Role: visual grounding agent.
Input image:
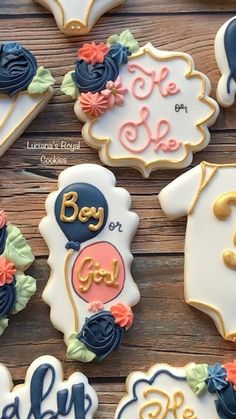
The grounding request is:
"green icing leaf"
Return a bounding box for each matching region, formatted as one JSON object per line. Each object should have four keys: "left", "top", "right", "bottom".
{"left": 186, "top": 364, "right": 209, "bottom": 396}
{"left": 0, "top": 317, "right": 9, "bottom": 336}
{"left": 3, "top": 224, "right": 35, "bottom": 271}
{"left": 28, "top": 66, "right": 55, "bottom": 94}
{"left": 61, "top": 71, "right": 79, "bottom": 99}
{"left": 14, "top": 274, "right": 36, "bottom": 313}
{"left": 107, "top": 29, "right": 140, "bottom": 53}
{"left": 67, "top": 333, "right": 96, "bottom": 362}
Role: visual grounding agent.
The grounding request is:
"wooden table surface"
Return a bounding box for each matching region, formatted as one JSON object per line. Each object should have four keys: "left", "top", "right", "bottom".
{"left": 1, "top": 1, "right": 236, "bottom": 417}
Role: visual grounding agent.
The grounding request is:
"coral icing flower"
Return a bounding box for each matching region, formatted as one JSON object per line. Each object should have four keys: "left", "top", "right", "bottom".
{"left": 0, "top": 256, "right": 16, "bottom": 286}
{"left": 0, "top": 210, "right": 7, "bottom": 229}
{"left": 110, "top": 302, "right": 134, "bottom": 329}
{"left": 224, "top": 360, "right": 236, "bottom": 390}
{"left": 101, "top": 76, "right": 128, "bottom": 107}
{"left": 78, "top": 42, "right": 109, "bottom": 65}
{"left": 79, "top": 92, "right": 110, "bottom": 118}
{"left": 88, "top": 301, "right": 104, "bottom": 313}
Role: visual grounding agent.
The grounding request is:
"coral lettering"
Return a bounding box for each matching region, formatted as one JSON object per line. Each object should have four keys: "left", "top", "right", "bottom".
{"left": 118, "top": 106, "right": 181, "bottom": 154}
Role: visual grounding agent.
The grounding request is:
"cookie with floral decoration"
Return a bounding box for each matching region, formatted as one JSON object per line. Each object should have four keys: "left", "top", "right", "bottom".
{"left": 39, "top": 163, "right": 140, "bottom": 362}
{"left": 61, "top": 30, "right": 219, "bottom": 177}
{"left": 33, "top": 0, "right": 126, "bottom": 36}
{"left": 0, "top": 42, "right": 54, "bottom": 157}
{"left": 0, "top": 210, "right": 36, "bottom": 335}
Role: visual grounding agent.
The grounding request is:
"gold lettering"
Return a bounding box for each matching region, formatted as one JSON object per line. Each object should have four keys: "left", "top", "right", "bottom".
{"left": 76, "top": 258, "right": 119, "bottom": 293}
{"left": 60, "top": 191, "right": 79, "bottom": 222}
{"left": 89, "top": 207, "right": 104, "bottom": 232}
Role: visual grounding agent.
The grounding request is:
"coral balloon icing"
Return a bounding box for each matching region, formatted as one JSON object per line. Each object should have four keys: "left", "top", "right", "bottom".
{"left": 39, "top": 164, "right": 140, "bottom": 362}
{"left": 61, "top": 30, "right": 219, "bottom": 177}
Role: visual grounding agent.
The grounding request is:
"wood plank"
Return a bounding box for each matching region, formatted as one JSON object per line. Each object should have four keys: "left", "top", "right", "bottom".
{"left": 0, "top": 14, "right": 235, "bottom": 131}
{"left": 2, "top": 0, "right": 236, "bottom": 15}
{"left": 0, "top": 132, "right": 236, "bottom": 255}
{"left": 1, "top": 255, "right": 235, "bottom": 388}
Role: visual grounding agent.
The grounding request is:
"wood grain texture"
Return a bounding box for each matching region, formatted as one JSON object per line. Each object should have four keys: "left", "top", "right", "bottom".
{"left": 1, "top": 2, "right": 236, "bottom": 418}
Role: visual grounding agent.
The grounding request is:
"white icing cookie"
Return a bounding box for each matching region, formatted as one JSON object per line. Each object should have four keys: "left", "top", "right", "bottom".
{"left": 159, "top": 161, "right": 236, "bottom": 342}
{"left": 0, "top": 42, "right": 54, "bottom": 157}
{"left": 215, "top": 16, "right": 236, "bottom": 107}
{"left": 61, "top": 30, "right": 219, "bottom": 177}
{"left": 33, "top": 0, "right": 125, "bottom": 36}
{"left": 0, "top": 355, "right": 98, "bottom": 417}
{"left": 115, "top": 363, "right": 220, "bottom": 419}
{"left": 39, "top": 163, "right": 140, "bottom": 362}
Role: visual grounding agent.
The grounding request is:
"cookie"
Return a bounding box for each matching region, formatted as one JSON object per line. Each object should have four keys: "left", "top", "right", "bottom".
{"left": 33, "top": 0, "right": 125, "bottom": 36}
{"left": 0, "top": 210, "right": 36, "bottom": 335}
{"left": 61, "top": 30, "right": 219, "bottom": 177}
{"left": 115, "top": 361, "right": 236, "bottom": 418}
{"left": 0, "top": 42, "right": 54, "bottom": 157}
{"left": 159, "top": 161, "right": 236, "bottom": 342}
{"left": 0, "top": 355, "right": 98, "bottom": 417}
{"left": 39, "top": 163, "right": 140, "bottom": 362}
{"left": 215, "top": 16, "right": 236, "bottom": 107}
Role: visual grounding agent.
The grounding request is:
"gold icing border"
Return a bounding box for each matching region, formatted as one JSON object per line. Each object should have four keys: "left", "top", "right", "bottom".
{"left": 84, "top": 45, "right": 219, "bottom": 177}
{"left": 34, "top": 0, "right": 125, "bottom": 35}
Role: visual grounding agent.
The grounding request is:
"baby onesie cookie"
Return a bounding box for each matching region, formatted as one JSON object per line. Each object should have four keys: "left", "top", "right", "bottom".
{"left": 61, "top": 30, "right": 219, "bottom": 177}
{"left": 0, "top": 355, "right": 98, "bottom": 417}
{"left": 115, "top": 361, "right": 236, "bottom": 418}
{"left": 0, "top": 42, "right": 54, "bottom": 157}
{"left": 0, "top": 210, "right": 36, "bottom": 335}
{"left": 39, "top": 163, "right": 140, "bottom": 362}
{"left": 215, "top": 16, "right": 236, "bottom": 107}
{"left": 33, "top": 0, "right": 125, "bottom": 36}
{"left": 159, "top": 161, "right": 236, "bottom": 342}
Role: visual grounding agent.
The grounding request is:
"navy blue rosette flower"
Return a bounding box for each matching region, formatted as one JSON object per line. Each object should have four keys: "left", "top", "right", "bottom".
{"left": 108, "top": 43, "right": 132, "bottom": 66}
{"left": 77, "top": 311, "right": 125, "bottom": 361}
{"left": 207, "top": 363, "right": 228, "bottom": 393}
{"left": 0, "top": 280, "right": 16, "bottom": 317}
{"left": 0, "top": 42, "right": 37, "bottom": 96}
{"left": 215, "top": 384, "right": 236, "bottom": 419}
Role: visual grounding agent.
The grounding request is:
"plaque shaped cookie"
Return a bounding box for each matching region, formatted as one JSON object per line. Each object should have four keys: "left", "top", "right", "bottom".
{"left": 0, "top": 210, "right": 36, "bottom": 335}
{"left": 0, "top": 42, "right": 54, "bottom": 157}
{"left": 0, "top": 355, "right": 98, "bottom": 417}
{"left": 61, "top": 30, "right": 219, "bottom": 177}
{"left": 159, "top": 161, "right": 236, "bottom": 342}
{"left": 215, "top": 16, "right": 236, "bottom": 107}
{"left": 115, "top": 361, "right": 236, "bottom": 418}
{"left": 33, "top": 0, "right": 126, "bottom": 36}
{"left": 39, "top": 164, "right": 140, "bottom": 362}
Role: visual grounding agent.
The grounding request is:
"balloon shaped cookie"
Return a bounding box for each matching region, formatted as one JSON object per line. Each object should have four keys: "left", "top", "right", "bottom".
{"left": 61, "top": 30, "right": 219, "bottom": 177}
{"left": 0, "top": 355, "right": 98, "bottom": 418}
{"left": 0, "top": 42, "right": 54, "bottom": 157}
{"left": 39, "top": 164, "right": 140, "bottom": 362}
{"left": 115, "top": 361, "right": 236, "bottom": 418}
{"left": 33, "top": 0, "right": 126, "bottom": 36}
{"left": 215, "top": 16, "right": 236, "bottom": 107}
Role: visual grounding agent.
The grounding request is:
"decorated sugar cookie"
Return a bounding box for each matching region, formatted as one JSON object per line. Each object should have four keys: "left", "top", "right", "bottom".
{"left": 115, "top": 361, "right": 236, "bottom": 418}
{"left": 0, "top": 355, "right": 98, "bottom": 417}
{"left": 215, "top": 16, "right": 236, "bottom": 107}
{"left": 159, "top": 161, "right": 236, "bottom": 342}
{"left": 39, "top": 164, "right": 140, "bottom": 362}
{"left": 0, "top": 210, "right": 36, "bottom": 335}
{"left": 33, "top": 0, "right": 125, "bottom": 36}
{"left": 0, "top": 42, "right": 54, "bottom": 157}
{"left": 61, "top": 30, "right": 219, "bottom": 177}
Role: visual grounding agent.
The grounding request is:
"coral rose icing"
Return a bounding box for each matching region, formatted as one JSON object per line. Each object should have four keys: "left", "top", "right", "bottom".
{"left": 39, "top": 164, "right": 140, "bottom": 362}
{"left": 61, "top": 30, "right": 219, "bottom": 177}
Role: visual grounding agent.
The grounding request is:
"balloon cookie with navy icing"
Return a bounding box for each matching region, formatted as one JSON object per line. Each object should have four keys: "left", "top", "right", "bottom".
{"left": 39, "top": 164, "right": 140, "bottom": 362}
{"left": 61, "top": 30, "right": 219, "bottom": 177}
{"left": 0, "top": 210, "right": 36, "bottom": 335}
{"left": 0, "top": 355, "right": 98, "bottom": 418}
{"left": 115, "top": 360, "right": 236, "bottom": 418}
{"left": 215, "top": 16, "right": 236, "bottom": 107}
{"left": 33, "top": 0, "right": 126, "bottom": 36}
{"left": 0, "top": 42, "right": 54, "bottom": 157}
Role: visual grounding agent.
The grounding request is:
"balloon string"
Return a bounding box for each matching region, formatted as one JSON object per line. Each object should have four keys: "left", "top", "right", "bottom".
{"left": 64, "top": 249, "right": 79, "bottom": 332}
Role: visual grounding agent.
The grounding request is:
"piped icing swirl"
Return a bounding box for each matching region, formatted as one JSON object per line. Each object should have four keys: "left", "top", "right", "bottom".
{"left": 0, "top": 280, "right": 16, "bottom": 317}
{"left": 73, "top": 56, "right": 119, "bottom": 93}
{"left": 0, "top": 43, "right": 37, "bottom": 96}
